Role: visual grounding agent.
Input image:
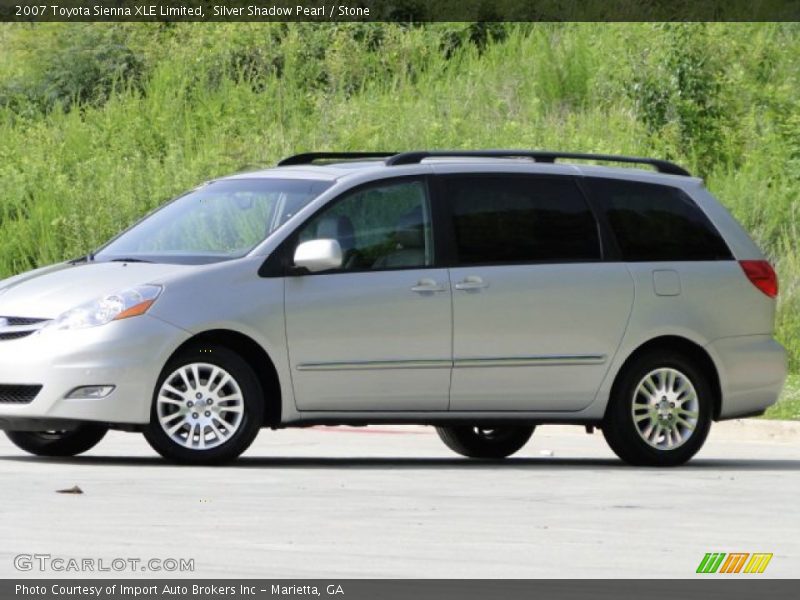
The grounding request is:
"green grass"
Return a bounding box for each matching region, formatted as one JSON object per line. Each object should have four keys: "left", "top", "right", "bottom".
{"left": 0, "top": 23, "right": 798, "bottom": 418}
{"left": 765, "top": 374, "right": 800, "bottom": 420}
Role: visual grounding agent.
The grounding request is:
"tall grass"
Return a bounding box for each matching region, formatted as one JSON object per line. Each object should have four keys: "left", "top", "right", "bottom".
{"left": 0, "top": 22, "right": 798, "bottom": 372}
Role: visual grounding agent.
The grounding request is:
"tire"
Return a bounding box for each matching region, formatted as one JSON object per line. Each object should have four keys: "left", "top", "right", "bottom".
{"left": 5, "top": 424, "right": 108, "bottom": 457}
{"left": 602, "top": 350, "right": 713, "bottom": 467}
{"left": 436, "top": 425, "right": 534, "bottom": 459}
{"left": 143, "top": 344, "right": 264, "bottom": 465}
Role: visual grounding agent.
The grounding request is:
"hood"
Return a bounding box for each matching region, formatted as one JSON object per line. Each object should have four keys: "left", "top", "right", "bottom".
{"left": 0, "top": 261, "right": 192, "bottom": 319}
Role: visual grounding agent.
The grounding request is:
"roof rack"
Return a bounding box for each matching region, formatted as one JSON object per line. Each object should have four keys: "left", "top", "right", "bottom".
{"left": 277, "top": 152, "right": 399, "bottom": 166}
{"left": 385, "top": 150, "right": 691, "bottom": 176}
{"left": 277, "top": 150, "right": 690, "bottom": 176}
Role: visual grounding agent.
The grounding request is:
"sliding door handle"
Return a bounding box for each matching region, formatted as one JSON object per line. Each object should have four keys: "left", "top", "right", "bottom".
{"left": 454, "top": 276, "right": 489, "bottom": 291}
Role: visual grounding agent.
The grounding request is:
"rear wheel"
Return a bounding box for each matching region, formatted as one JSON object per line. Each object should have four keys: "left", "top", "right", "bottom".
{"left": 436, "top": 425, "right": 534, "bottom": 459}
{"left": 602, "top": 351, "right": 712, "bottom": 466}
{"left": 5, "top": 424, "right": 108, "bottom": 457}
{"left": 143, "top": 344, "right": 264, "bottom": 464}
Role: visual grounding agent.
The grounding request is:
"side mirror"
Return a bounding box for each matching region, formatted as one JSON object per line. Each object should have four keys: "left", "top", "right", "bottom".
{"left": 293, "top": 239, "right": 343, "bottom": 273}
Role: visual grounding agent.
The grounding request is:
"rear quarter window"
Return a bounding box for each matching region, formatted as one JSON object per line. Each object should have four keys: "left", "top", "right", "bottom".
{"left": 588, "top": 178, "right": 732, "bottom": 261}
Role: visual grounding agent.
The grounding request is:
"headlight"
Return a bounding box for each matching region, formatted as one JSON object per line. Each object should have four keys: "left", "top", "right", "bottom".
{"left": 46, "top": 285, "right": 162, "bottom": 331}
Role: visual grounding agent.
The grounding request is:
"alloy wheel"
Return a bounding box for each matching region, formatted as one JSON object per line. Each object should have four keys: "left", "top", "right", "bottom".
{"left": 156, "top": 363, "right": 245, "bottom": 450}
{"left": 631, "top": 367, "right": 699, "bottom": 450}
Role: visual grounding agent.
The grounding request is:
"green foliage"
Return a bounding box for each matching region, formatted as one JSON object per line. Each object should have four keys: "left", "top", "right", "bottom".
{"left": 0, "top": 24, "right": 144, "bottom": 114}
{"left": 439, "top": 22, "right": 508, "bottom": 59}
{"left": 0, "top": 22, "right": 798, "bottom": 382}
{"left": 530, "top": 26, "right": 590, "bottom": 111}
{"left": 765, "top": 374, "right": 800, "bottom": 420}
{"left": 627, "top": 24, "right": 733, "bottom": 175}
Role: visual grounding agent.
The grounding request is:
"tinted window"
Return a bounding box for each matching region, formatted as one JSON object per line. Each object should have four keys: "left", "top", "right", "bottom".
{"left": 297, "top": 179, "right": 433, "bottom": 271}
{"left": 589, "top": 178, "right": 732, "bottom": 261}
{"left": 443, "top": 176, "right": 600, "bottom": 265}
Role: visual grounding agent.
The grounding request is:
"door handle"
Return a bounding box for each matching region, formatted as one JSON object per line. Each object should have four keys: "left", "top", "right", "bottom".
{"left": 411, "top": 278, "right": 448, "bottom": 293}
{"left": 454, "top": 276, "right": 489, "bottom": 291}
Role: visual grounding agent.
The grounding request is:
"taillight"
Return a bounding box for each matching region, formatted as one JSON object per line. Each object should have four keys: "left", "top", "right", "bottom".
{"left": 739, "top": 260, "right": 778, "bottom": 298}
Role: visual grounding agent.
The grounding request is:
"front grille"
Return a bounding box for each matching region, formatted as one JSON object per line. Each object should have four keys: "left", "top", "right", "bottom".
{"left": 3, "top": 317, "right": 46, "bottom": 326}
{"left": 0, "top": 384, "right": 42, "bottom": 404}
{"left": 0, "top": 332, "right": 33, "bottom": 341}
{"left": 0, "top": 316, "right": 49, "bottom": 341}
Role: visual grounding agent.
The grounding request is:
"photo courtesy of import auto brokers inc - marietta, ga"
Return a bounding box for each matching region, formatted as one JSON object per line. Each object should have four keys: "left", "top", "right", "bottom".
{"left": 0, "top": 150, "right": 788, "bottom": 466}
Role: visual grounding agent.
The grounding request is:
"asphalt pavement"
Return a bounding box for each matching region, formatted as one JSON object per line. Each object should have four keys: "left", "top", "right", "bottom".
{"left": 0, "top": 422, "right": 797, "bottom": 578}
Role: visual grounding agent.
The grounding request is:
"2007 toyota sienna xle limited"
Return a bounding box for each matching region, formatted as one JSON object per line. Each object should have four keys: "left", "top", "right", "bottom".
{"left": 0, "top": 150, "right": 787, "bottom": 465}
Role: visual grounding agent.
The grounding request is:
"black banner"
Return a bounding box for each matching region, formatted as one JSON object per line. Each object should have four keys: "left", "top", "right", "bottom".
{"left": 1, "top": 0, "right": 800, "bottom": 22}
{"left": 5, "top": 580, "right": 799, "bottom": 600}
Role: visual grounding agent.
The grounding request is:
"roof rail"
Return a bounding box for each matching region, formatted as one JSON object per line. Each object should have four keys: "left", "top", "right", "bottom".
{"left": 385, "top": 150, "right": 691, "bottom": 176}
{"left": 277, "top": 150, "right": 691, "bottom": 176}
{"left": 278, "top": 152, "right": 399, "bottom": 166}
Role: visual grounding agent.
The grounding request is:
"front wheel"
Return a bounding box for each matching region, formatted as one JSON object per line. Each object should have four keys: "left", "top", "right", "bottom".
{"left": 5, "top": 424, "right": 108, "bottom": 457}
{"left": 602, "top": 351, "right": 713, "bottom": 467}
{"left": 436, "top": 425, "right": 534, "bottom": 459}
{"left": 143, "top": 344, "right": 264, "bottom": 465}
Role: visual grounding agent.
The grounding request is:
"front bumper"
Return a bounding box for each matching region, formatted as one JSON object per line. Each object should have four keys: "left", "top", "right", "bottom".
{"left": 706, "top": 335, "right": 788, "bottom": 420}
{"left": 0, "top": 315, "right": 190, "bottom": 427}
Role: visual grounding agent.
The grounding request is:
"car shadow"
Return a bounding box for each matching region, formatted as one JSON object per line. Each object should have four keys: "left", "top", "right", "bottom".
{"left": 1, "top": 455, "right": 799, "bottom": 471}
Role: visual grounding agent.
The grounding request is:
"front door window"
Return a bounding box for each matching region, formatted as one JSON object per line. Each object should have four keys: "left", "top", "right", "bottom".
{"left": 297, "top": 179, "right": 433, "bottom": 271}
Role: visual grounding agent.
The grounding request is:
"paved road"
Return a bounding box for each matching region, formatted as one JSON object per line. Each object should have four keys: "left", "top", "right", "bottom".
{"left": 0, "top": 423, "right": 797, "bottom": 578}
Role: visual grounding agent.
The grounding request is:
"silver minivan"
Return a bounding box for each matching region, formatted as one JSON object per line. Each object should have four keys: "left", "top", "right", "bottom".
{"left": 0, "top": 151, "right": 787, "bottom": 465}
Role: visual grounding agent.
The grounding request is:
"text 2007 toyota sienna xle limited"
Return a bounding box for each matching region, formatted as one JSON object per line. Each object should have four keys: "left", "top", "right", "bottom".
{"left": 0, "top": 151, "right": 787, "bottom": 465}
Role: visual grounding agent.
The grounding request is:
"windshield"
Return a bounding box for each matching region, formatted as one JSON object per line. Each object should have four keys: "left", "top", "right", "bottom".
{"left": 94, "top": 178, "right": 332, "bottom": 264}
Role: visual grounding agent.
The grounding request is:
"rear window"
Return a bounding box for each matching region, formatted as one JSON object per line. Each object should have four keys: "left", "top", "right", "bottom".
{"left": 588, "top": 178, "right": 732, "bottom": 261}
{"left": 442, "top": 175, "right": 601, "bottom": 265}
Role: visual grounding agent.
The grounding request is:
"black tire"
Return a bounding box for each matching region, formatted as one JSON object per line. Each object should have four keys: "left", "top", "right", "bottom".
{"left": 143, "top": 344, "right": 264, "bottom": 465}
{"left": 436, "top": 425, "right": 534, "bottom": 459}
{"left": 602, "top": 350, "right": 713, "bottom": 467}
{"left": 5, "top": 424, "right": 108, "bottom": 457}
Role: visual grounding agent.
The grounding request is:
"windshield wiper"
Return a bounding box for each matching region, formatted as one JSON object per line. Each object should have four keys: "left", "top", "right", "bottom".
{"left": 109, "top": 257, "right": 153, "bottom": 263}
{"left": 69, "top": 252, "right": 95, "bottom": 265}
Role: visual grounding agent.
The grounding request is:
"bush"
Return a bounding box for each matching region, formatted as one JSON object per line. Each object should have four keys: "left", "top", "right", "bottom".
{"left": 0, "top": 24, "right": 143, "bottom": 113}
{"left": 627, "top": 24, "right": 734, "bottom": 175}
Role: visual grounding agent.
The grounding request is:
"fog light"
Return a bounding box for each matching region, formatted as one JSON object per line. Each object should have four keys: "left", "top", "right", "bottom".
{"left": 66, "top": 385, "right": 115, "bottom": 399}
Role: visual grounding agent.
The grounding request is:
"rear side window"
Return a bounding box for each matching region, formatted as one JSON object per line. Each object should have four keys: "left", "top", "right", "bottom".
{"left": 442, "top": 175, "right": 601, "bottom": 265}
{"left": 589, "top": 178, "right": 732, "bottom": 261}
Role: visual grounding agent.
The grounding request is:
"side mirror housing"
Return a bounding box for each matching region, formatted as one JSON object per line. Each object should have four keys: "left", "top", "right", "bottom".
{"left": 293, "top": 239, "right": 343, "bottom": 273}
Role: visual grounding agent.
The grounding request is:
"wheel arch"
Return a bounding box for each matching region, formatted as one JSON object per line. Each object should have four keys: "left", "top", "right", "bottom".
{"left": 606, "top": 335, "right": 723, "bottom": 421}
{"left": 165, "top": 329, "right": 282, "bottom": 427}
